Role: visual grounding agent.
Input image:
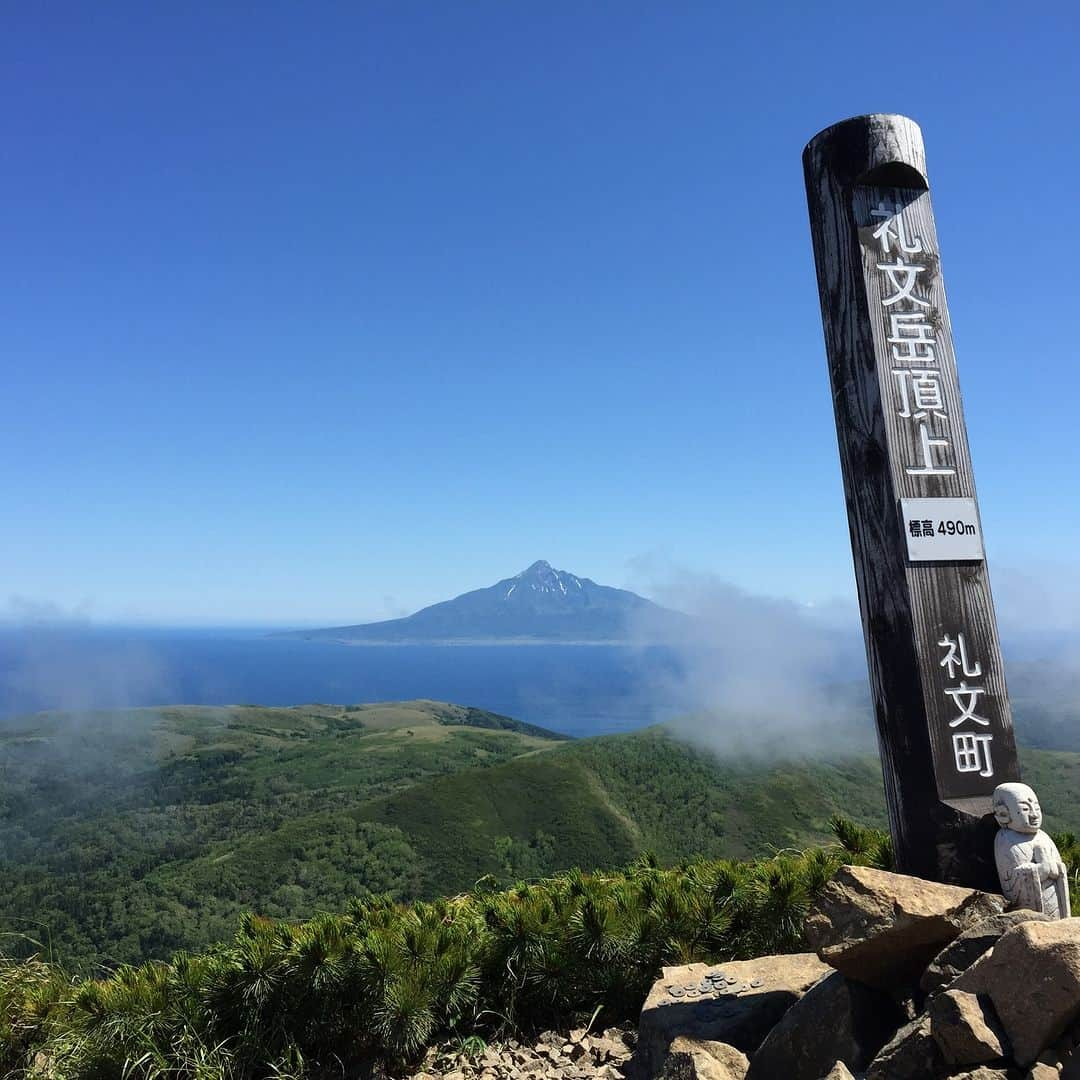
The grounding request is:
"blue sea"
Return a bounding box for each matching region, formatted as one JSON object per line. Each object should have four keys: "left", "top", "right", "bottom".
{"left": 0, "top": 627, "right": 693, "bottom": 737}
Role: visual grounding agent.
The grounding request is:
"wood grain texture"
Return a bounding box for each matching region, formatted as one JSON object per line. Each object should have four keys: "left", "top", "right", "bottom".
{"left": 803, "top": 114, "right": 1019, "bottom": 888}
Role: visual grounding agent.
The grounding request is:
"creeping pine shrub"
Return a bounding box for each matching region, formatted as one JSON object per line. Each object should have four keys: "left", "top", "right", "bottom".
{"left": 0, "top": 955, "right": 73, "bottom": 1077}
{"left": 0, "top": 821, "right": 920, "bottom": 1079}
{"left": 1054, "top": 832, "right": 1080, "bottom": 911}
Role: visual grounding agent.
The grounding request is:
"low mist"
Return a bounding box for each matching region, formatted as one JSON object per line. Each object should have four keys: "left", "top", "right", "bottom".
{"left": 627, "top": 567, "right": 874, "bottom": 761}
{"left": 0, "top": 598, "right": 173, "bottom": 721}
{"left": 627, "top": 558, "right": 1080, "bottom": 762}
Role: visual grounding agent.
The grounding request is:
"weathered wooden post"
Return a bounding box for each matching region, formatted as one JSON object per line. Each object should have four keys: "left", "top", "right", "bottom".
{"left": 803, "top": 114, "right": 1020, "bottom": 890}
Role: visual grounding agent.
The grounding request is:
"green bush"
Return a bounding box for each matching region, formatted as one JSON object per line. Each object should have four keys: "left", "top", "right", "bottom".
{"left": 10, "top": 817, "right": 1063, "bottom": 1080}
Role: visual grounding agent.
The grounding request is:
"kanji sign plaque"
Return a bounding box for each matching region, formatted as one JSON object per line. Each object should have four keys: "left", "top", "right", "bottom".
{"left": 803, "top": 114, "right": 1021, "bottom": 889}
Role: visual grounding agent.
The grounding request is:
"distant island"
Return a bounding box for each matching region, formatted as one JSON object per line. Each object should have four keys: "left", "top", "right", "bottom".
{"left": 276, "top": 559, "right": 691, "bottom": 644}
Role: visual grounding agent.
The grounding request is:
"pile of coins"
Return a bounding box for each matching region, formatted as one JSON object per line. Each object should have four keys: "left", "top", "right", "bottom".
{"left": 660, "top": 969, "right": 766, "bottom": 1002}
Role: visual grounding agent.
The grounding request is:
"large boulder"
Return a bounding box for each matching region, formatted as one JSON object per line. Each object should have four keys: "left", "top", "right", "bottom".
{"left": 865, "top": 1014, "right": 947, "bottom": 1080}
{"left": 804, "top": 865, "right": 1005, "bottom": 988}
{"left": 746, "top": 971, "right": 905, "bottom": 1080}
{"left": 954, "top": 919, "right": 1080, "bottom": 1066}
{"left": 928, "top": 988, "right": 1008, "bottom": 1066}
{"left": 658, "top": 1037, "right": 749, "bottom": 1080}
{"left": 636, "top": 955, "right": 829, "bottom": 1078}
{"left": 922, "top": 911, "right": 1052, "bottom": 995}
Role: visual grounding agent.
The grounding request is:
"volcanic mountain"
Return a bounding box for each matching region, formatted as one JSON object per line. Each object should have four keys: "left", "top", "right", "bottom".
{"left": 283, "top": 560, "right": 687, "bottom": 643}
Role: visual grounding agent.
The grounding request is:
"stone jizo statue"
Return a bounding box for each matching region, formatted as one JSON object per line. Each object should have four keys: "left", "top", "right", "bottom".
{"left": 992, "top": 782, "right": 1071, "bottom": 919}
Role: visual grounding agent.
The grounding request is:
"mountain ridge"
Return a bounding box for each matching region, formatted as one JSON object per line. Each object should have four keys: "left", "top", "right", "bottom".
{"left": 279, "top": 560, "right": 689, "bottom": 643}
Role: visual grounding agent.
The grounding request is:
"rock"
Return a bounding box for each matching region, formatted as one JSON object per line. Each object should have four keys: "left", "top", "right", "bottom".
{"left": 922, "top": 911, "right": 1053, "bottom": 994}
{"left": 29, "top": 1055, "right": 57, "bottom": 1080}
{"left": 746, "top": 971, "right": 906, "bottom": 1079}
{"left": 658, "top": 1037, "right": 749, "bottom": 1080}
{"left": 954, "top": 919, "right": 1080, "bottom": 1065}
{"left": 886, "top": 987, "right": 922, "bottom": 1025}
{"left": 408, "top": 1028, "right": 647, "bottom": 1080}
{"left": 928, "top": 988, "right": 1008, "bottom": 1065}
{"left": 591, "top": 1035, "right": 627, "bottom": 1063}
{"left": 865, "top": 1014, "right": 947, "bottom": 1080}
{"left": 819, "top": 1065, "right": 857, "bottom": 1080}
{"left": 950, "top": 1069, "right": 1019, "bottom": 1080}
{"left": 636, "top": 954, "right": 830, "bottom": 1078}
{"left": 1025, "top": 1066, "right": 1060, "bottom": 1080}
{"left": 804, "top": 865, "right": 1005, "bottom": 988}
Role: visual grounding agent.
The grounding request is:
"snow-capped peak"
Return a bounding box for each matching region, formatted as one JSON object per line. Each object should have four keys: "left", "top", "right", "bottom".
{"left": 509, "top": 560, "right": 584, "bottom": 597}
{"left": 517, "top": 560, "right": 552, "bottom": 577}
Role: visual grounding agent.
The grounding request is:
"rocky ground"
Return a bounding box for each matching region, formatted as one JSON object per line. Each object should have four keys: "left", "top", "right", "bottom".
{"left": 409, "top": 864, "right": 1080, "bottom": 1079}
{"left": 407, "top": 1025, "right": 636, "bottom": 1080}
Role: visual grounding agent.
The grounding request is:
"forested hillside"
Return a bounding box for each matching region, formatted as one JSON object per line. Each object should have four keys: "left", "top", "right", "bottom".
{"left": 0, "top": 702, "right": 561, "bottom": 968}
{"left": 1, "top": 700, "right": 1078, "bottom": 972}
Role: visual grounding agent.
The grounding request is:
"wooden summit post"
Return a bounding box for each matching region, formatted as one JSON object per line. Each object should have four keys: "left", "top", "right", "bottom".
{"left": 803, "top": 114, "right": 1020, "bottom": 890}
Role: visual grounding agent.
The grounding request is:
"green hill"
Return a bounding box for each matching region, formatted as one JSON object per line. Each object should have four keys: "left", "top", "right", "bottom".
{"left": 350, "top": 729, "right": 1079, "bottom": 896}
{"left": 0, "top": 701, "right": 563, "bottom": 968}
{"left": 1, "top": 701, "right": 1077, "bottom": 973}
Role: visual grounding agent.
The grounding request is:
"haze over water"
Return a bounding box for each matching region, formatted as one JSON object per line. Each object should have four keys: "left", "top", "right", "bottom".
{"left": 0, "top": 627, "right": 691, "bottom": 737}
{"left": 3, "top": 617, "right": 1070, "bottom": 745}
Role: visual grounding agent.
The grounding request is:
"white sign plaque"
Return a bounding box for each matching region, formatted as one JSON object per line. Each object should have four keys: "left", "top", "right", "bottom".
{"left": 900, "top": 497, "right": 984, "bottom": 562}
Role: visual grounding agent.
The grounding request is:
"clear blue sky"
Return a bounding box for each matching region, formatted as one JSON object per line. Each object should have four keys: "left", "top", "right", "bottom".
{"left": 3, "top": 2, "right": 1077, "bottom": 625}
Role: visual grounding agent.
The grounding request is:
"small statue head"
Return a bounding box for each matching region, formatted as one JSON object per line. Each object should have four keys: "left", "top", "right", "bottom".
{"left": 992, "top": 782, "right": 1043, "bottom": 834}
